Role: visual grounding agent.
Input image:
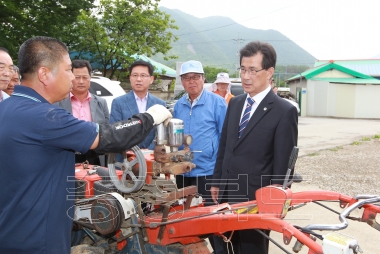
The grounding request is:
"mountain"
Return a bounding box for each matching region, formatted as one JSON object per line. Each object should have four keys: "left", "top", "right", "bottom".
{"left": 152, "top": 7, "right": 316, "bottom": 73}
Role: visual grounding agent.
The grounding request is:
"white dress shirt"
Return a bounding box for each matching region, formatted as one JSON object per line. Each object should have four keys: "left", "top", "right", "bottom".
{"left": 0, "top": 91, "right": 10, "bottom": 102}
{"left": 240, "top": 85, "right": 271, "bottom": 122}
{"left": 133, "top": 92, "right": 148, "bottom": 113}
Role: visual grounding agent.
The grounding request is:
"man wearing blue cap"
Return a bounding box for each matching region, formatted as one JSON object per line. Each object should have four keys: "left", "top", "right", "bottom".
{"left": 173, "top": 60, "right": 227, "bottom": 203}
{"left": 173, "top": 60, "right": 227, "bottom": 251}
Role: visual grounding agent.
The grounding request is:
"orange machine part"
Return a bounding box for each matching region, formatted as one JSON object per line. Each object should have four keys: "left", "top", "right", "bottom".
{"left": 74, "top": 165, "right": 123, "bottom": 198}
{"left": 255, "top": 185, "right": 292, "bottom": 218}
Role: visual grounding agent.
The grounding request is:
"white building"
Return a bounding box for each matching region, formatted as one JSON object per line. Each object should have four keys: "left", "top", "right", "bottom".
{"left": 286, "top": 60, "right": 380, "bottom": 119}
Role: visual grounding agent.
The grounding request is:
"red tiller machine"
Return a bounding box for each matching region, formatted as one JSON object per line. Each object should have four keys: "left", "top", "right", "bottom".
{"left": 72, "top": 119, "right": 380, "bottom": 254}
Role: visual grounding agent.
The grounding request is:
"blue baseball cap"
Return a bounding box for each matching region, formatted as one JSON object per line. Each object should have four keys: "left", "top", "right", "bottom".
{"left": 180, "top": 60, "right": 204, "bottom": 75}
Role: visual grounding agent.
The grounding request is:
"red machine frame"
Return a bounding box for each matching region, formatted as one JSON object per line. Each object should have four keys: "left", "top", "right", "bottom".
{"left": 134, "top": 187, "right": 380, "bottom": 254}
{"left": 73, "top": 145, "right": 380, "bottom": 254}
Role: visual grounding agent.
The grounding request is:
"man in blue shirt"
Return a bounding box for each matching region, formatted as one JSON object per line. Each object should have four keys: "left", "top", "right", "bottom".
{"left": 173, "top": 60, "right": 227, "bottom": 253}
{"left": 173, "top": 60, "right": 227, "bottom": 205}
{"left": 0, "top": 36, "right": 172, "bottom": 254}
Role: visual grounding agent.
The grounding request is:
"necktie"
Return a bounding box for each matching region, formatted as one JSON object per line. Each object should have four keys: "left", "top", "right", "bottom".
{"left": 238, "top": 97, "right": 254, "bottom": 138}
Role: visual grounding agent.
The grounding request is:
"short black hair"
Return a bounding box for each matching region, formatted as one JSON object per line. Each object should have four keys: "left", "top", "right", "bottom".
{"left": 18, "top": 36, "right": 69, "bottom": 79}
{"left": 72, "top": 59, "right": 92, "bottom": 75}
{"left": 240, "top": 41, "right": 277, "bottom": 70}
{"left": 129, "top": 60, "right": 154, "bottom": 76}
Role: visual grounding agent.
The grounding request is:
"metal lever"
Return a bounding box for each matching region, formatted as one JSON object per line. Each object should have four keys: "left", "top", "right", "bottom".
{"left": 282, "top": 146, "right": 299, "bottom": 189}
{"left": 306, "top": 196, "right": 380, "bottom": 231}
{"left": 286, "top": 173, "right": 303, "bottom": 187}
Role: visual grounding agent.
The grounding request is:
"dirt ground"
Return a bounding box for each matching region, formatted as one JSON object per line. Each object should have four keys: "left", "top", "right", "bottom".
{"left": 268, "top": 137, "right": 380, "bottom": 254}
{"left": 296, "top": 137, "right": 380, "bottom": 197}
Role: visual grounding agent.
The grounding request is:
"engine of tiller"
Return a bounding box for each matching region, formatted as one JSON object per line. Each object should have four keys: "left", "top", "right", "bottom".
{"left": 72, "top": 119, "right": 209, "bottom": 253}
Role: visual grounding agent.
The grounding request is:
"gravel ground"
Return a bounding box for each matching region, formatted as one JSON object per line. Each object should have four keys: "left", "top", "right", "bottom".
{"left": 269, "top": 137, "right": 380, "bottom": 254}
{"left": 295, "top": 137, "right": 380, "bottom": 197}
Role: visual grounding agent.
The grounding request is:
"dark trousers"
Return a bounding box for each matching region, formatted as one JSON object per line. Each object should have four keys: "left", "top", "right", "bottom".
{"left": 214, "top": 229, "right": 269, "bottom": 254}
{"left": 213, "top": 183, "right": 270, "bottom": 254}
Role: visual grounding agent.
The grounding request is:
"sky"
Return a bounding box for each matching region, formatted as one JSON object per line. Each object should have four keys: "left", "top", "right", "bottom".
{"left": 158, "top": 0, "right": 380, "bottom": 61}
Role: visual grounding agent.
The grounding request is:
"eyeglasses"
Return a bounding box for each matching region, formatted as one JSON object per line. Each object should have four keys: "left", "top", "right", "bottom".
{"left": 181, "top": 74, "right": 202, "bottom": 81}
{"left": 238, "top": 67, "right": 266, "bottom": 76}
{"left": 74, "top": 75, "right": 90, "bottom": 81}
{"left": 130, "top": 73, "right": 151, "bottom": 79}
{"left": 0, "top": 64, "right": 15, "bottom": 75}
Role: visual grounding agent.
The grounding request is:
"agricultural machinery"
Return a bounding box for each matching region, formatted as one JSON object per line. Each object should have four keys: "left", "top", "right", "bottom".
{"left": 71, "top": 119, "right": 380, "bottom": 254}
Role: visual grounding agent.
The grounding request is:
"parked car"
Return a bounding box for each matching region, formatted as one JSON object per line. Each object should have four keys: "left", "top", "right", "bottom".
{"left": 89, "top": 76, "right": 126, "bottom": 113}
{"left": 276, "top": 88, "right": 300, "bottom": 113}
{"left": 165, "top": 90, "right": 186, "bottom": 112}
{"left": 230, "top": 83, "right": 244, "bottom": 96}
{"left": 282, "top": 98, "right": 300, "bottom": 113}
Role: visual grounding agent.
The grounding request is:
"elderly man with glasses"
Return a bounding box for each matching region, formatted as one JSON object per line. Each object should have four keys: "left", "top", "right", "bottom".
{"left": 0, "top": 47, "right": 14, "bottom": 102}
{"left": 174, "top": 64, "right": 227, "bottom": 202}
{"left": 3, "top": 65, "right": 21, "bottom": 96}
{"left": 173, "top": 60, "right": 227, "bottom": 252}
{"left": 57, "top": 59, "right": 110, "bottom": 165}
{"left": 110, "top": 59, "right": 166, "bottom": 150}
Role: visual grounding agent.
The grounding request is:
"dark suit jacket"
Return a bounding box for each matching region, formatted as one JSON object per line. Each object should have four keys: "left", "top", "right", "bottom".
{"left": 56, "top": 93, "right": 110, "bottom": 162}
{"left": 57, "top": 93, "right": 110, "bottom": 124}
{"left": 212, "top": 90, "right": 298, "bottom": 203}
{"left": 109, "top": 91, "right": 165, "bottom": 149}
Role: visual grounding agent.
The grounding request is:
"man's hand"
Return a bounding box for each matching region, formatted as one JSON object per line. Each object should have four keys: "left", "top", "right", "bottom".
{"left": 146, "top": 104, "right": 172, "bottom": 126}
{"left": 210, "top": 186, "right": 219, "bottom": 204}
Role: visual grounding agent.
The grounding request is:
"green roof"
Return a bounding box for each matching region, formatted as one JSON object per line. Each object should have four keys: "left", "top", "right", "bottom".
{"left": 314, "top": 59, "right": 380, "bottom": 67}
{"left": 135, "top": 55, "right": 176, "bottom": 78}
{"left": 287, "top": 62, "right": 376, "bottom": 82}
{"left": 310, "top": 78, "right": 380, "bottom": 84}
{"left": 314, "top": 59, "right": 380, "bottom": 77}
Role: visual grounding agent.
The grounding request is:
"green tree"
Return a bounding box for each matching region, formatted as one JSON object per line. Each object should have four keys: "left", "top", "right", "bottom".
{"left": 0, "top": 0, "right": 95, "bottom": 60}
{"left": 70, "top": 0, "right": 178, "bottom": 80}
{"left": 203, "top": 66, "right": 230, "bottom": 83}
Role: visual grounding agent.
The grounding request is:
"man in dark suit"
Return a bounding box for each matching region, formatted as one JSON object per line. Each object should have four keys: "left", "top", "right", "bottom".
{"left": 110, "top": 60, "right": 166, "bottom": 149}
{"left": 210, "top": 41, "right": 298, "bottom": 254}
{"left": 57, "top": 59, "right": 109, "bottom": 165}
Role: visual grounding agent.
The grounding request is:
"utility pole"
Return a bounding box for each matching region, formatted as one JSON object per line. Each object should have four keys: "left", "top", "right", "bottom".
{"left": 233, "top": 33, "right": 244, "bottom": 78}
